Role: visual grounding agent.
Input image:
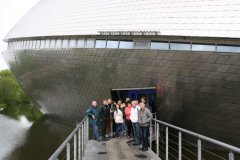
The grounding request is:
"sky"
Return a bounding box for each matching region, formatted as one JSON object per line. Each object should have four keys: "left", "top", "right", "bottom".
{"left": 0, "top": 0, "right": 40, "bottom": 70}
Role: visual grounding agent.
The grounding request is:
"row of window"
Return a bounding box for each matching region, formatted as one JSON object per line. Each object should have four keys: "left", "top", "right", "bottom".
{"left": 8, "top": 38, "right": 240, "bottom": 53}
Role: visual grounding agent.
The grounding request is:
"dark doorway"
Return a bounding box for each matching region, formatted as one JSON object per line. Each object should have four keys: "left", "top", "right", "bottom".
{"left": 110, "top": 87, "right": 156, "bottom": 113}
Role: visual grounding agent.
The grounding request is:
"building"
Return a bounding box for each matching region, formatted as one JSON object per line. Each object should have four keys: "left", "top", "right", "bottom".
{"left": 3, "top": 0, "right": 240, "bottom": 147}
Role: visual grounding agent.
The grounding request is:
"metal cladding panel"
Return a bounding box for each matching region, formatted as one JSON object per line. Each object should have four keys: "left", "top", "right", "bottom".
{"left": 4, "top": 0, "right": 240, "bottom": 41}
{"left": 3, "top": 48, "right": 240, "bottom": 148}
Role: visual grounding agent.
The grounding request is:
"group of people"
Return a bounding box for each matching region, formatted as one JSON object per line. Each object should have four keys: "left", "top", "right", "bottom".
{"left": 86, "top": 97, "right": 153, "bottom": 151}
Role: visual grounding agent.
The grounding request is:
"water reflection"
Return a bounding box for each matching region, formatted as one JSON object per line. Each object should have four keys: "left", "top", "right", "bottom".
{"left": 1, "top": 114, "right": 74, "bottom": 160}
{"left": 0, "top": 115, "right": 31, "bottom": 160}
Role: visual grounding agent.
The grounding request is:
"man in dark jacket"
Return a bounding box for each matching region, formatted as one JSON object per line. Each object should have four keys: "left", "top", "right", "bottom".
{"left": 138, "top": 102, "right": 152, "bottom": 151}
{"left": 100, "top": 99, "right": 110, "bottom": 140}
{"left": 86, "top": 100, "right": 100, "bottom": 142}
{"left": 108, "top": 98, "right": 116, "bottom": 137}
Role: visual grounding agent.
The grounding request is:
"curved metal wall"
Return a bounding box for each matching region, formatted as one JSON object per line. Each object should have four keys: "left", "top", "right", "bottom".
{"left": 3, "top": 48, "right": 240, "bottom": 146}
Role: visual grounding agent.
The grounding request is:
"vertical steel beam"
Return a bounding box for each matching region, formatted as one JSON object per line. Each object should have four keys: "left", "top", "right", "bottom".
{"left": 67, "top": 143, "right": 70, "bottom": 160}
{"left": 166, "top": 127, "right": 169, "bottom": 160}
{"left": 150, "top": 118, "right": 152, "bottom": 149}
{"left": 74, "top": 133, "right": 77, "bottom": 160}
{"left": 198, "top": 139, "right": 202, "bottom": 160}
{"left": 178, "top": 132, "right": 182, "bottom": 160}
{"left": 78, "top": 128, "right": 81, "bottom": 160}
{"left": 81, "top": 126, "right": 84, "bottom": 157}
{"left": 156, "top": 123, "right": 159, "bottom": 157}
{"left": 229, "top": 152, "right": 234, "bottom": 160}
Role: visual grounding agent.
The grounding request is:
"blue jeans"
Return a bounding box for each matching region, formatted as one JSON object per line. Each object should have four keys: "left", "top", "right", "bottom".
{"left": 140, "top": 125, "right": 149, "bottom": 149}
{"left": 116, "top": 123, "right": 123, "bottom": 137}
{"left": 91, "top": 123, "right": 99, "bottom": 140}
{"left": 132, "top": 122, "right": 140, "bottom": 144}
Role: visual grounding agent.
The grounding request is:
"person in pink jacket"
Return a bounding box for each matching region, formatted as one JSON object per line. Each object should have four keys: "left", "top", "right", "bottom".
{"left": 125, "top": 101, "right": 132, "bottom": 139}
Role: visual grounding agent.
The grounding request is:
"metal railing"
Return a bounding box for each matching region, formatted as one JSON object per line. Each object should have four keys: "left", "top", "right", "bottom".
{"left": 150, "top": 115, "right": 240, "bottom": 160}
{"left": 48, "top": 116, "right": 89, "bottom": 160}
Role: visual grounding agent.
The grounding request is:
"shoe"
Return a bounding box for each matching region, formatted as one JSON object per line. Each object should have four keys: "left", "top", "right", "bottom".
{"left": 143, "top": 148, "right": 148, "bottom": 151}
{"left": 105, "top": 135, "right": 109, "bottom": 138}
{"left": 139, "top": 148, "right": 144, "bottom": 151}
{"left": 127, "top": 136, "right": 131, "bottom": 139}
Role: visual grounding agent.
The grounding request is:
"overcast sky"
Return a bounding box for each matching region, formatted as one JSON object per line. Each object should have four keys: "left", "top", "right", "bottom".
{"left": 0, "top": 0, "right": 40, "bottom": 70}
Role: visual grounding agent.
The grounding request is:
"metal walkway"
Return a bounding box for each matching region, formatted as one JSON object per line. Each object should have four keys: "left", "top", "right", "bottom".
{"left": 49, "top": 116, "right": 240, "bottom": 160}
{"left": 83, "top": 138, "right": 160, "bottom": 160}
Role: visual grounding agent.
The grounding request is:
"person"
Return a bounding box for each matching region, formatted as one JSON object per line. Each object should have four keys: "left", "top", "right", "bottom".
{"left": 130, "top": 100, "right": 141, "bottom": 145}
{"left": 120, "top": 102, "right": 127, "bottom": 135}
{"left": 125, "top": 97, "right": 131, "bottom": 104}
{"left": 141, "top": 97, "right": 152, "bottom": 112}
{"left": 108, "top": 98, "right": 116, "bottom": 137}
{"left": 86, "top": 101, "right": 100, "bottom": 142}
{"left": 114, "top": 104, "right": 123, "bottom": 139}
{"left": 100, "top": 99, "right": 110, "bottom": 141}
{"left": 125, "top": 100, "right": 132, "bottom": 139}
{"left": 138, "top": 103, "right": 152, "bottom": 151}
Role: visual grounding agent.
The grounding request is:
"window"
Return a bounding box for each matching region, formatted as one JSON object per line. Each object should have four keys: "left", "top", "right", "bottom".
{"left": 107, "top": 40, "right": 119, "bottom": 48}
{"left": 192, "top": 44, "right": 216, "bottom": 51}
{"left": 217, "top": 45, "right": 240, "bottom": 53}
{"left": 85, "top": 39, "right": 95, "bottom": 48}
{"left": 119, "top": 40, "right": 133, "bottom": 49}
{"left": 95, "top": 40, "right": 106, "bottom": 48}
{"left": 151, "top": 41, "right": 169, "bottom": 50}
{"left": 55, "top": 39, "right": 62, "bottom": 48}
{"left": 18, "top": 41, "right": 22, "bottom": 49}
{"left": 19, "top": 41, "right": 23, "bottom": 49}
{"left": 32, "top": 40, "right": 37, "bottom": 49}
{"left": 170, "top": 42, "right": 191, "bottom": 51}
{"left": 36, "top": 40, "right": 41, "bottom": 49}
{"left": 69, "top": 39, "right": 76, "bottom": 48}
{"left": 45, "top": 39, "right": 50, "bottom": 48}
{"left": 76, "top": 39, "right": 85, "bottom": 48}
{"left": 135, "top": 40, "right": 150, "bottom": 49}
{"left": 40, "top": 40, "right": 45, "bottom": 49}
{"left": 62, "top": 39, "right": 69, "bottom": 48}
{"left": 50, "top": 39, "right": 56, "bottom": 48}
{"left": 28, "top": 41, "right": 33, "bottom": 49}
{"left": 22, "top": 41, "right": 27, "bottom": 49}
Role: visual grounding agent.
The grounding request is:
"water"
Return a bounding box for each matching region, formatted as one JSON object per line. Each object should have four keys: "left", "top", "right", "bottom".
{"left": 0, "top": 115, "right": 31, "bottom": 160}
{"left": 0, "top": 114, "right": 75, "bottom": 160}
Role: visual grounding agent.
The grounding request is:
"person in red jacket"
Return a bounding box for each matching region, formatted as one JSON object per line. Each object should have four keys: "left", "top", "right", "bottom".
{"left": 125, "top": 100, "right": 132, "bottom": 139}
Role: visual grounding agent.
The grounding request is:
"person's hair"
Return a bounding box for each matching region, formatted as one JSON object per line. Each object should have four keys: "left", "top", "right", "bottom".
{"left": 116, "top": 104, "right": 120, "bottom": 113}
{"left": 141, "top": 97, "right": 147, "bottom": 103}
{"left": 108, "top": 98, "right": 112, "bottom": 101}
{"left": 126, "top": 97, "right": 131, "bottom": 104}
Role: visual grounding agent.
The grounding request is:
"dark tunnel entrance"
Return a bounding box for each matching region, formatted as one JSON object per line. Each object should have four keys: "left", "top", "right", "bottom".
{"left": 110, "top": 87, "right": 156, "bottom": 113}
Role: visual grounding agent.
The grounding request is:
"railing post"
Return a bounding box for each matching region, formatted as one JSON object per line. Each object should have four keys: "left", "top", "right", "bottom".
{"left": 156, "top": 122, "right": 159, "bottom": 156}
{"left": 78, "top": 128, "right": 81, "bottom": 160}
{"left": 198, "top": 139, "right": 202, "bottom": 160}
{"left": 166, "top": 126, "right": 169, "bottom": 160}
{"left": 178, "top": 132, "right": 182, "bottom": 160}
{"left": 74, "top": 133, "right": 77, "bottom": 160}
{"left": 229, "top": 152, "right": 234, "bottom": 160}
{"left": 150, "top": 119, "right": 152, "bottom": 149}
{"left": 154, "top": 115, "right": 157, "bottom": 142}
{"left": 81, "top": 126, "right": 84, "bottom": 157}
{"left": 67, "top": 143, "right": 70, "bottom": 160}
{"left": 86, "top": 117, "right": 89, "bottom": 140}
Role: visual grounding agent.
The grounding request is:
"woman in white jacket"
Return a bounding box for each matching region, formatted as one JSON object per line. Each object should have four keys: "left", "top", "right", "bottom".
{"left": 114, "top": 104, "right": 123, "bottom": 138}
